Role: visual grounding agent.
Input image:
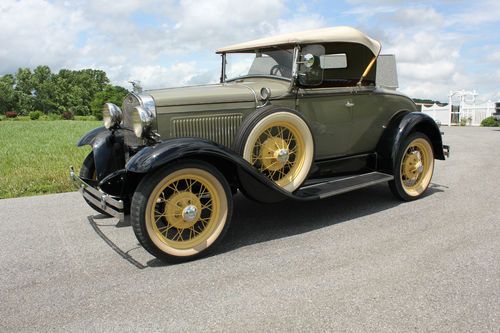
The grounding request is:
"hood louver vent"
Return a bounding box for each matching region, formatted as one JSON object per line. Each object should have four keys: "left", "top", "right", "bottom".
{"left": 172, "top": 114, "right": 243, "bottom": 147}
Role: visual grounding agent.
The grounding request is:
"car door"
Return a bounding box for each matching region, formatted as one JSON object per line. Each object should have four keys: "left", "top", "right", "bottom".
{"left": 296, "top": 87, "right": 354, "bottom": 159}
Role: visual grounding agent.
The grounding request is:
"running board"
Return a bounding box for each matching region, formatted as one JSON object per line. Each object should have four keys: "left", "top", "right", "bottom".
{"left": 294, "top": 172, "right": 393, "bottom": 200}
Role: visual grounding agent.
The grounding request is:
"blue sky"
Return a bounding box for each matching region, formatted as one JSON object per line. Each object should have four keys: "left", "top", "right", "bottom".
{"left": 1, "top": 0, "right": 499, "bottom": 102}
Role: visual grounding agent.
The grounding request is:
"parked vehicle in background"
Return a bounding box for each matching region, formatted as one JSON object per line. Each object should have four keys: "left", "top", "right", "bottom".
{"left": 70, "top": 26, "right": 449, "bottom": 263}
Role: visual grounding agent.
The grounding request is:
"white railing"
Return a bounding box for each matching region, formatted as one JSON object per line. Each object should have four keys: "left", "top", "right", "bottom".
{"left": 460, "top": 102, "right": 495, "bottom": 126}
{"left": 421, "top": 101, "right": 495, "bottom": 126}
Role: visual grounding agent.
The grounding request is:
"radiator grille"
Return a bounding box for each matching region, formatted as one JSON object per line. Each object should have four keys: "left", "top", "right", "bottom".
{"left": 172, "top": 114, "right": 243, "bottom": 147}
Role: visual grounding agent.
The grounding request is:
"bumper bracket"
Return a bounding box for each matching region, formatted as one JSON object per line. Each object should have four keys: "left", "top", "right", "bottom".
{"left": 70, "top": 166, "right": 125, "bottom": 220}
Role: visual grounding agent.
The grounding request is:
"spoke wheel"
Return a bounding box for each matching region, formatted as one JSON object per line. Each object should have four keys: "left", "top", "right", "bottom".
{"left": 234, "top": 107, "right": 314, "bottom": 192}
{"left": 389, "top": 132, "right": 434, "bottom": 201}
{"left": 248, "top": 122, "right": 305, "bottom": 188}
{"left": 131, "top": 161, "right": 232, "bottom": 262}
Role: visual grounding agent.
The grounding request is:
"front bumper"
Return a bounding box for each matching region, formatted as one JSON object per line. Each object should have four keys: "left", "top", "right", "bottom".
{"left": 69, "top": 167, "right": 125, "bottom": 220}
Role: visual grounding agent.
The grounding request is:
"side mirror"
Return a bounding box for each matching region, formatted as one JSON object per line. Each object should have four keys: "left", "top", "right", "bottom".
{"left": 298, "top": 53, "right": 322, "bottom": 86}
{"left": 303, "top": 54, "right": 315, "bottom": 68}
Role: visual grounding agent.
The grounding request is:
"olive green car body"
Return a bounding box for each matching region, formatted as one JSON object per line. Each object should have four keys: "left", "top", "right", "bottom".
{"left": 150, "top": 78, "right": 417, "bottom": 159}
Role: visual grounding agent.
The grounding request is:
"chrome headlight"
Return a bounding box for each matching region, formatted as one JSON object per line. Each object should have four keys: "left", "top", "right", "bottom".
{"left": 131, "top": 105, "right": 154, "bottom": 138}
{"left": 102, "top": 103, "right": 122, "bottom": 129}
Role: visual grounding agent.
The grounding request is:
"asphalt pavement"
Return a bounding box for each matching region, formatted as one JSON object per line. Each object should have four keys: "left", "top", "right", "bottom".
{"left": 0, "top": 126, "right": 498, "bottom": 332}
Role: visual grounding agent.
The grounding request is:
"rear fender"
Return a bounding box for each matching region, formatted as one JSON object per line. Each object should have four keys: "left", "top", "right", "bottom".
{"left": 377, "top": 111, "right": 445, "bottom": 172}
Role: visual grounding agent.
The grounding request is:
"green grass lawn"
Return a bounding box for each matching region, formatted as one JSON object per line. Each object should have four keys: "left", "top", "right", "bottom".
{"left": 0, "top": 120, "right": 100, "bottom": 199}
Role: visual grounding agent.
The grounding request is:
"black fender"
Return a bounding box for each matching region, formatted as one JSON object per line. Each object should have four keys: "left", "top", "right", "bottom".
{"left": 77, "top": 127, "right": 126, "bottom": 181}
{"left": 126, "top": 138, "right": 294, "bottom": 203}
{"left": 76, "top": 126, "right": 108, "bottom": 147}
{"left": 377, "top": 111, "right": 445, "bottom": 172}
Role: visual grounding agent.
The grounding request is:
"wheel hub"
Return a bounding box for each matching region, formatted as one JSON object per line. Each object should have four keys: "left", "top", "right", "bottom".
{"left": 164, "top": 191, "right": 201, "bottom": 229}
{"left": 403, "top": 151, "right": 423, "bottom": 181}
{"left": 182, "top": 205, "right": 198, "bottom": 222}
{"left": 275, "top": 148, "right": 289, "bottom": 164}
{"left": 260, "top": 137, "right": 289, "bottom": 171}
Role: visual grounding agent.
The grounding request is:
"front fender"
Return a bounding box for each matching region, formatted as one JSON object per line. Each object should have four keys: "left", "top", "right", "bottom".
{"left": 76, "top": 126, "right": 108, "bottom": 147}
{"left": 377, "top": 111, "right": 445, "bottom": 172}
{"left": 126, "top": 138, "right": 293, "bottom": 203}
{"left": 77, "top": 127, "right": 126, "bottom": 181}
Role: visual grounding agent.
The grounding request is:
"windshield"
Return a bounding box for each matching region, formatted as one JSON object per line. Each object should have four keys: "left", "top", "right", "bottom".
{"left": 224, "top": 49, "right": 294, "bottom": 81}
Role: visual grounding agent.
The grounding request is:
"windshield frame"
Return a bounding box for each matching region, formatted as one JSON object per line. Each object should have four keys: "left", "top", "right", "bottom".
{"left": 220, "top": 47, "right": 298, "bottom": 83}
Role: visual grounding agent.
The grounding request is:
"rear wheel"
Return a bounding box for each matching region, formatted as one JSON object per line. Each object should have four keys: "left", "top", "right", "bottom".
{"left": 131, "top": 160, "right": 233, "bottom": 263}
{"left": 79, "top": 152, "right": 112, "bottom": 216}
{"left": 389, "top": 132, "right": 434, "bottom": 201}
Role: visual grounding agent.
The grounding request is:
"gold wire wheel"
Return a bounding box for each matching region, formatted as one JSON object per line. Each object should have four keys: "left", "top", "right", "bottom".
{"left": 400, "top": 137, "right": 434, "bottom": 196}
{"left": 144, "top": 168, "right": 228, "bottom": 255}
{"left": 248, "top": 121, "right": 305, "bottom": 188}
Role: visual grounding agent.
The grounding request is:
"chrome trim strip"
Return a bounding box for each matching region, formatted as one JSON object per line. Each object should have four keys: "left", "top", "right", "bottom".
{"left": 70, "top": 167, "right": 125, "bottom": 220}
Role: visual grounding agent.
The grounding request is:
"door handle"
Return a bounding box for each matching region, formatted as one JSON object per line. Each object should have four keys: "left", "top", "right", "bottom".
{"left": 345, "top": 101, "right": 355, "bottom": 108}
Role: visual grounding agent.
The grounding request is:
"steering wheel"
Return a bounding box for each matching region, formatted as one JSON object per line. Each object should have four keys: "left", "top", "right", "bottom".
{"left": 269, "top": 65, "right": 283, "bottom": 76}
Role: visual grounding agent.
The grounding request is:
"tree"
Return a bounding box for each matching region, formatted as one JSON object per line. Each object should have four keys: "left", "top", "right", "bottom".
{"left": 0, "top": 75, "right": 16, "bottom": 114}
{"left": 91, "top": 85, "right": 129, "bottom": 120}
{"left": 0, "top": 66, "right": 128, "bottom": 117}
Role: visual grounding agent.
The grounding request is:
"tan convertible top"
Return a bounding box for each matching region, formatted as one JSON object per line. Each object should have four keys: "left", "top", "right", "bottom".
{"left": 216, "top": 26, "right": 381, "bottom": 55}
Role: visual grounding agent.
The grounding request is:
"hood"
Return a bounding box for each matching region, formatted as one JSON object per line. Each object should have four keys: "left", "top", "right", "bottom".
{"left": 146, "top": 83, "right": 257, "bottom": 108}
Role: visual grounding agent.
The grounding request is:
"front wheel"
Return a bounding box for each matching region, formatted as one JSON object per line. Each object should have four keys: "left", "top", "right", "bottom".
{"left": 389, "top": 132, "right": 435, "bottom": 201}
{"left": 131, "top": 160, "right": 233, "bottom": 263}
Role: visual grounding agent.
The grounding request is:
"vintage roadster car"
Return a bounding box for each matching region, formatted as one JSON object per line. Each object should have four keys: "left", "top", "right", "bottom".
{"left": 71, "top": 26, "right": 449, "bottom": 263}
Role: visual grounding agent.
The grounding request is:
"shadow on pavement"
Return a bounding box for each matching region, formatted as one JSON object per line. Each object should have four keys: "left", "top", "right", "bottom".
{"left": 146, "top": 183, "right": 443, "bottom": 267}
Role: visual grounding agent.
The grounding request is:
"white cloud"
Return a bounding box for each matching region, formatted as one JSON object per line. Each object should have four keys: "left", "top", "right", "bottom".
{"left": 0, "top": 0, "right": 86, "bottom": 73}
{"left": 0, "top": 0, "right": 498, "bottom": 102}
{"left": 0, "top": 0, "right": 326, "bottom": 91}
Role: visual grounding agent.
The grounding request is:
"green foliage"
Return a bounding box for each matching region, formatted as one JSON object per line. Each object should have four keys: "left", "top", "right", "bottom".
{"left": 0, "top": 66, "right": 128, "bottom": 117}
{"left": 48, "top": 113, "right": 61, "bottom": 121}
{"left": 460, "top": 116, "right": 472, "bottom": 126}
{"left": 74, "top": 115, "right": 97, "bottom": 121}
{"left": 480, "top": 116, "right": 499, "bottom": 127}
{"left": 0, "top": 74, "right": 16, "bottom": 114}
{"left": 91, "top": 85, "right": 129, "bottom": 120}
{"left": 413, "top": 98, "right": 447, "bottom": 106}
{"left": 29, "top": 111, "right": 43, "bottom": 120}
{"left": 0, "top": 121, "right": 99, "bottom": 198}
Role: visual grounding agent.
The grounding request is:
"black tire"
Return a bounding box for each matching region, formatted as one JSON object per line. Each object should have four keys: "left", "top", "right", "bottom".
{"left": 389, "top": 132, "right": 435, "bottom": 201}
{"left": 79, "top": 152, "right": 112, "bottom": 216}
{"left": 233, "top": 106, "right": 314, "bottom": 192}
{"left": 131, "top": 160, "right": 233, "bottom": 263}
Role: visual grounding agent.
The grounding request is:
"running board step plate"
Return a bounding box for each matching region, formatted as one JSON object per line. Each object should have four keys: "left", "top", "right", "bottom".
{"left": 295, "top": 172, "right": 393, "bottom": 200}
